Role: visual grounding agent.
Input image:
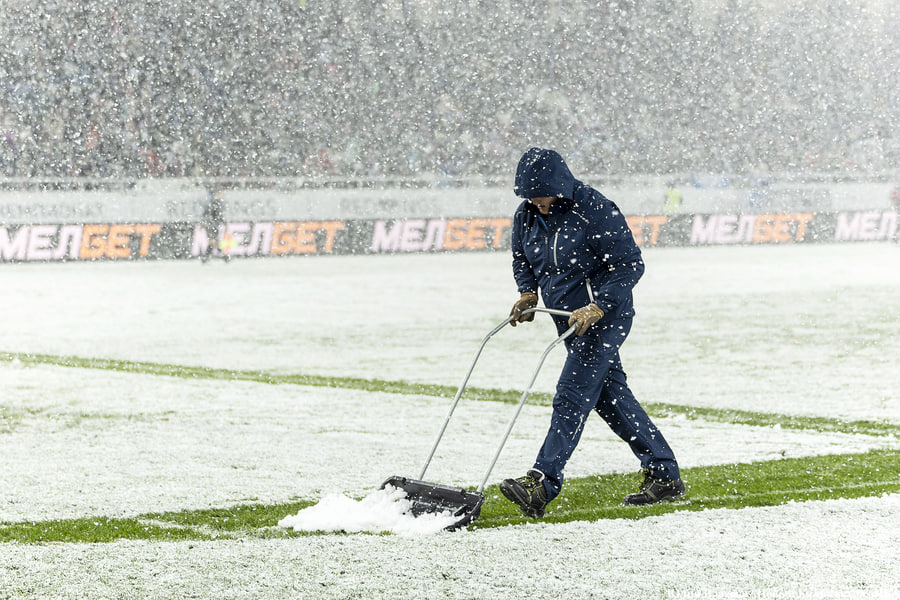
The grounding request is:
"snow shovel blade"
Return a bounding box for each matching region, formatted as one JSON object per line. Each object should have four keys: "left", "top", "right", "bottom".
{"left": 381, "top": 476, "right": 484, "bottom": 530}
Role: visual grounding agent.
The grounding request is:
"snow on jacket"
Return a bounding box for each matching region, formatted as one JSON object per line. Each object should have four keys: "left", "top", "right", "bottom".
{"left": 511, "top": 148, "right": 644, "bottom": 329}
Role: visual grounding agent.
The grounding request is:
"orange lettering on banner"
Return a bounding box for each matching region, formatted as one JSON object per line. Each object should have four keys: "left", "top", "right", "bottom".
{"left": 752, "top": 213, "right": 815, "bottom": 243}
{"left": 134, "top": 224, "right": 161, "bottom": 257}
{"left": 441, "top": 218, "right": 512, "bottom": 251}
{"left": 317, "top": 221, "right": 345, "bottom": 253}
{"left": 270, "top": 221, "right": 347, "bottom": 255}
{"left": 79, "top": 223, "right": 163, "bottom": 259}
{"left": 793, "top": 213, "right": 814, "bottom": 241}
{"left": 443, "top": 219, "right": 468, "bottom": 250}
{"left": 294, "top": 222, "right": 317, "bottom": 254}
{"left": 627, "top": 215, "right": 668, "bottom": 246}
{"left": 107, "top": 225, "right": 134, "bottom": 258}
{"left": 466, "top": 219, "right": 488, "bottom": 250}
{"left": 487, "top": 218, "right": 511, "bottom": 249}
{"left": 271, "top": 222, "right": 295, "bottom": 254}
{"left": 752, "top": 214, "right": 776, "bottom": 243}
{"left": 80, "top": 225, "right": 107, "bottom": 259}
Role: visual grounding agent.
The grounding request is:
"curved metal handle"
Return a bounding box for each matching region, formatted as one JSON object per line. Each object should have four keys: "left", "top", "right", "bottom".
{"left": 417, "top": 306, "right": 573, "bottom": 480}
{"left": 476, "top": 323, "right": 576, "bottom": 492}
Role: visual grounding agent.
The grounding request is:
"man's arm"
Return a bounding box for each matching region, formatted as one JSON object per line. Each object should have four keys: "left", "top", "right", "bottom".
{"left": 585, "top": 201, "right": 644, "bottom": 316}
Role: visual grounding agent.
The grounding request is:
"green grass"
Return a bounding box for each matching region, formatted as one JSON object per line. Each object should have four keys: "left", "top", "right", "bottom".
{"left": 4, "top": 351, "right": 900, "bottom": 438}
{"left": 0, "top": 516, "right": 210, "bottom": 544}
{"left": 2, "top": 448, "right": 898, "bottom": 543}
{"left": 2, "top": 350, "right": 899, "bottom": 543}
{"left": 477, "top": 447, "right": 900, "bottom": 527}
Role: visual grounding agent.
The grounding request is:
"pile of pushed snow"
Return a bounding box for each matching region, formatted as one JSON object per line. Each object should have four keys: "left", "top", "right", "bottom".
{"left": 278, "top": 485, "right": 460, "bottom": 536}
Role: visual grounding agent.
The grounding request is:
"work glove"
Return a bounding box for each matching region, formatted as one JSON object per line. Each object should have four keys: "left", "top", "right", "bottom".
{"left": 568, "top": 303, "right": 605, "bottom": 336}
{"left": 509, "top": 292, "right": 538, "bottom": 326}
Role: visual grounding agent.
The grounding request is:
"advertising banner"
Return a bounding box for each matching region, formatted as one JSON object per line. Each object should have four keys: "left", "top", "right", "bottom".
{"left": 2, "top": 210, "right": 897, "bottom": 263}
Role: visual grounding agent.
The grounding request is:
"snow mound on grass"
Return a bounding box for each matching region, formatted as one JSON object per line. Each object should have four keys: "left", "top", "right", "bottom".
{"left": 277, "top": 485, "right": 460, "bottom": 536}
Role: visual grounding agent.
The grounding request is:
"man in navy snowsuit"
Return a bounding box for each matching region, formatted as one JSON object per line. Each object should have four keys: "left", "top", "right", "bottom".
{"left": 499, "top": 148, "right": 685, "bottom": 517}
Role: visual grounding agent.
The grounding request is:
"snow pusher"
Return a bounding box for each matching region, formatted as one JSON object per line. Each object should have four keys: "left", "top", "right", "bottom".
{"left": 382, "top": 307, "right": 575, "bottom": 530}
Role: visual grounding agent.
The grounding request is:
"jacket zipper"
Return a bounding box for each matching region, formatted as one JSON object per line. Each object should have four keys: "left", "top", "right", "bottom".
{"left": 552, "top": 230, "right": 559, "bottom": 267}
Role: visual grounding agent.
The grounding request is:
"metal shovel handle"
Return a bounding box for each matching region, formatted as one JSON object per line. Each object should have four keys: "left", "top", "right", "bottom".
{"left": 476, "top": 322, "right": 575, "bottom": 492}
{"left": 417, "top": 307, "right": 573, "bottom": 481}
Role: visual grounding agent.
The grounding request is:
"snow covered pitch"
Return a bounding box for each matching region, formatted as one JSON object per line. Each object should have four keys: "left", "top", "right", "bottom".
{"left": 1, "top": 243, "right": 899, "bottom": 598}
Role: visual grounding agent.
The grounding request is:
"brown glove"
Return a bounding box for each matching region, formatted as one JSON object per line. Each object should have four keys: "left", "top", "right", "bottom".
{"left": 509, "top": 292, "right": 538, "bottom": 326}
{"left": 567, "top": 303, "right": 605, "bottom": 335}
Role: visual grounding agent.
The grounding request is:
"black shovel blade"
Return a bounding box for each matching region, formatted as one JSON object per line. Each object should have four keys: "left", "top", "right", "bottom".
{"left": 381, "top": 476, "right": 484, "bottom": 530}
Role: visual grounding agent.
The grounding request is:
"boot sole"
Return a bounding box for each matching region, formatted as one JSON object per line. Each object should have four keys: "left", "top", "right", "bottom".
{"left": 623, "top": 486, "right": 687, "bottom": 506}
{"left": 499, "top": 480, "right": 545, "bottom": 518}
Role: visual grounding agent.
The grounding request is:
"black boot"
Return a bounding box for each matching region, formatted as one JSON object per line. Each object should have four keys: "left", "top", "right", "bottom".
{"left": 500, "top": 469, "right": 549, "bottom": 518}
{"left": 623, "top": 470, "right": 686, "bottom": 505}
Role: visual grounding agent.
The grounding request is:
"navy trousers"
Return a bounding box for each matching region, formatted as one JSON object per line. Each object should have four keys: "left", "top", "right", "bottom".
{"left": 533, "top": 317, "right": 680, "bottom": 501}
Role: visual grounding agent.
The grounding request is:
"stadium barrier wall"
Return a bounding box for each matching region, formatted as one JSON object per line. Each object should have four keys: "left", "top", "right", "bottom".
{"left": 1, "top": 210, "right": 898, "bottom": 262}
{"left": 1, "top": 182, "right": 898, "bottom": 262}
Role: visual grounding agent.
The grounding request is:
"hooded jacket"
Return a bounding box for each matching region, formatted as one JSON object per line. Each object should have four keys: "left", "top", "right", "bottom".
{"left": 511, "top": 148, "right": 644, "bottom": 330}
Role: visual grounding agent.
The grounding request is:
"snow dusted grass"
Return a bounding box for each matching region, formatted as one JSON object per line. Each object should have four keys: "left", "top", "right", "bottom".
{"left": 4, "top": 447, "right": 898, "bottom": 545}
{"left": 4, "top": 496, "right": 900, "bottom": 599}
{"left": 1, "top": 243, "right": 899, "bottom": 598}
{"left": 1, "top": 356, "right": 897, "bottom": 524}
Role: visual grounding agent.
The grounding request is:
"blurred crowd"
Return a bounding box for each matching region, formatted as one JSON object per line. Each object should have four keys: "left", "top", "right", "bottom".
{"left": 1, "top": 0, "right": 898, "bottom": 181}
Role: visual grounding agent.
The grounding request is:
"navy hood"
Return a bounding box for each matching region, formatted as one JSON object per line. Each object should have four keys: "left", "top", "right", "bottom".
{"left": 513, "top": 147, "right": 576, "bottom": 199}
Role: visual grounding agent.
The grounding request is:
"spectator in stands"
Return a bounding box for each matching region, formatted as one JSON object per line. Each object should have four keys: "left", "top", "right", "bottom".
{"left": 1, "top": 127, "right": 17, "bottom": 176}
{"left": 0, "top": 1, "right": 897, "bottom": 181}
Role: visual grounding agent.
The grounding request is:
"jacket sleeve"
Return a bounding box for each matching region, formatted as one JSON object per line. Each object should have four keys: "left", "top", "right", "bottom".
{"left": 586, "top": 202, "right": 644, "bottom": 316}
{"left": 511, "top": 209, "right": 539, "bottom": 294}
